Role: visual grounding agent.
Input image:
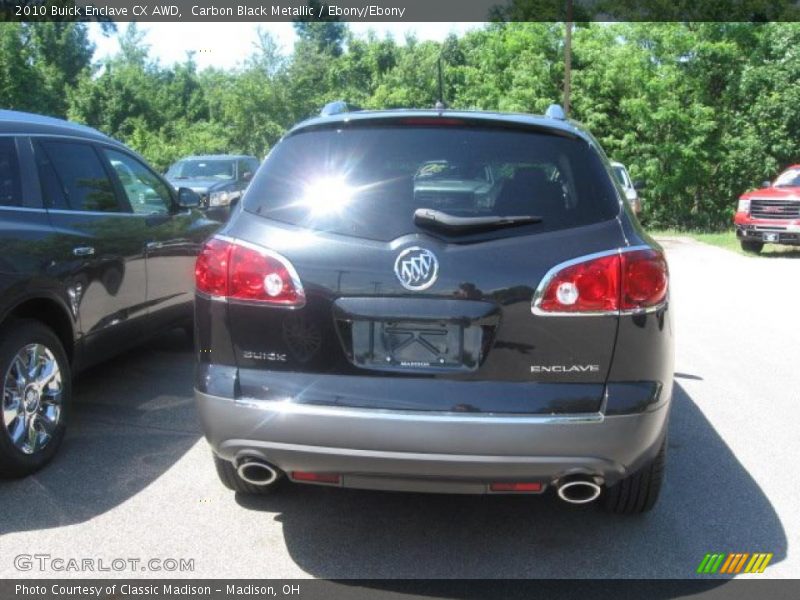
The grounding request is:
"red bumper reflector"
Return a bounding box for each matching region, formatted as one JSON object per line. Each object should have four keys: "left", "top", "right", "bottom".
{"left": 489, "top": 482, "right": 543, "bottom": 492}
{"left": 291, "top": 471, "right": 341, "bottom": 484}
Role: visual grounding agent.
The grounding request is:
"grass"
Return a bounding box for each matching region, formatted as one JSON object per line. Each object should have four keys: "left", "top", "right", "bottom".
{"left": 648, "top": 228, "right": 800, "bottom": 258}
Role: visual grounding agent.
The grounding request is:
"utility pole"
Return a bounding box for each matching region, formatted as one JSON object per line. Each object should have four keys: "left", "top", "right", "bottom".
{"left": 563, "top": 0, "right": 573, "bottom": 117}
{"left": 436, "top": 55, "right": 446, "bottom": 109}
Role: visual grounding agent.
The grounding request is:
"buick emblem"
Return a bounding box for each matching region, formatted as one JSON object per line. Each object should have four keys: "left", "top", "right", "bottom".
{"left": 394, "top": 247, "right": 439, "bottom": 291}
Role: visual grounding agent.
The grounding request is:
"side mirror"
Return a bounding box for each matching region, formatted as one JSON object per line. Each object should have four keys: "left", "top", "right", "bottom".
{"left": 177, "top": 187, "right": 201, "bottom": 208}
{"left": 762, "top": 180, "right": 772, "bottom": 188}
{"left": 242, "top": 171, "right": 253, "bottom": 182}
{"left": 632, "top": 179, "right": 646, "bottom": 191}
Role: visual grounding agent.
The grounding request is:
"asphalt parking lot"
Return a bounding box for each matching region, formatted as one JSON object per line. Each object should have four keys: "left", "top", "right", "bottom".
{"left": 0, "top": 237, "right": 797, "bottom": 579}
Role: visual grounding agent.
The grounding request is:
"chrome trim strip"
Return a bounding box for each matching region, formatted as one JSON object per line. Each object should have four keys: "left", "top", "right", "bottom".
{"left": 622, "top": 303, "right": 665, "bottom": 316}
{"left": 531, "top": 245, "right": 667, "bottom": 317}
{"left": 0, "top": 205, "right": 46, "bottom": 213}
{"left": 748, "top": 197, "right": 800, "bottom": 202}
{"left": 234, "top": 396, "right": 605, "bottom": 424}
{"left": 0, "top": 132, "right": 119, "bottom": 143}
{"left": 0, "top": 206, "right": 148, "bottom": 217}
{"left": 0, "top": 207, "right": 158, "bottom": 217}
{"left": 195, "top": 290, "right": 229, "bottom": 303}
{"left": 47, "top": 208, "right": 142, "bottom": 217}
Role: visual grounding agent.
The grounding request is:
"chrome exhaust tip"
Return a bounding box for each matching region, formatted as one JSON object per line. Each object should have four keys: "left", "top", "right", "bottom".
{"left": 236, "top": 457, "right": 279, "bottom": 486}
{"left": 556, "top": 479, "right": 602, "bottom": 504}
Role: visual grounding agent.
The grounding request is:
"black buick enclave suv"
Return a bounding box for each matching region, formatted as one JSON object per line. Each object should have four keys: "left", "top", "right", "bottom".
{"left": 195, "top": 105, "right": 673, "bottom": 513}
{"left": 0, "top": 110, "right": 218, "bottom": 477}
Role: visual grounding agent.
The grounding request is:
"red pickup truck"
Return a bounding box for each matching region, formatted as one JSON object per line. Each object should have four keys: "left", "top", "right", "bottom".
{"left": 734, "top": 165, "right": 800, "bottom": 253}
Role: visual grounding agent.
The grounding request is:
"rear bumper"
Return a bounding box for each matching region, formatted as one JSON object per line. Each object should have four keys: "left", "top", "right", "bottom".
{"left": 196, "top": 386, "right": 670, "bottom": 492}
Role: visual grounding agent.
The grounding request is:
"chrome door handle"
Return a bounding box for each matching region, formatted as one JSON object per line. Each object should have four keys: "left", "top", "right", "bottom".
{"left": 72, "top": 246, "right": 95, "bottom": 257}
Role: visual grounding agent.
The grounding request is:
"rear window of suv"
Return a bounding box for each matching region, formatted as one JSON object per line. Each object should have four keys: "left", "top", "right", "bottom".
{"left": 244, "top": 124, "right": 619, "bottom": 241}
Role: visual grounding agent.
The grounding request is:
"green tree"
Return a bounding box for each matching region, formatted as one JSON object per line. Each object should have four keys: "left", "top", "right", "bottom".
{"left": 0, "top": 22, "right": 93, "bottom": 116}
{"left": 27, "top": 23, "right": 94, "bottom": 115}
{"left": 14, "top": 19, "right": 795, "bottom": 230}
{"left": 293, "top": 1, "right": 347, "bottom": 57}
{"left": 0, "top": 23, "right": 38, "bottom": 111}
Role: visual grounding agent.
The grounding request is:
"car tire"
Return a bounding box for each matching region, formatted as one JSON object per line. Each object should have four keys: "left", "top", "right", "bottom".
{"left": 740, "top": 240, "right": 764, "bottom": 254}
{"left": 601, "top": 439, "right": 666, "bottom": 514}
{"left": 0, "top": 319, "right": 71, "bottom": 478}
{"left": 213, "top": 453, "right": 283, "bottom": 495}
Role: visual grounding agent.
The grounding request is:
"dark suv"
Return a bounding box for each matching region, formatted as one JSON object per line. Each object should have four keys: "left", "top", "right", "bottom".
{"left": 165, "top": 154, "right": 259, "bottom": 222}
{"left": 194, "top": 106, "right": 673, "bottom": 514}
{"left": 0, "top": 110, "right": 217, "bottom": 477}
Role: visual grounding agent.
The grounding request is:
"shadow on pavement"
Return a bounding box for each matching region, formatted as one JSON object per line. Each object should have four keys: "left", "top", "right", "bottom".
{"left": 235, "top": 382, "right": 787, "bottom": 580}
{"left": 757, "top": 247, "right": 800, "bottom": 259}
{"left": 0, "top": 329, "right": 199, "bottom": 535}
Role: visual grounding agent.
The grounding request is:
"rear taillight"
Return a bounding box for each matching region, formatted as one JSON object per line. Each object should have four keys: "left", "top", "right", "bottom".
{"left": 195, "top": 238, "right": 230, "bottom": 296}
{"left": 620, "top": 249, "right": 668, "bottom": 311}
{"left": 536, "top": 254, "right": 620, "bottom": 314}
{"left": 195, "top": 236, "right": 305, "bottom": 307}
{"left": 533, "top": 247, "right": 668, "bottom": 316}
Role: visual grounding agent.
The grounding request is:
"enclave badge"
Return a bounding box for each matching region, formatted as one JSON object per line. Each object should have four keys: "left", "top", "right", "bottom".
{"left": 394, "top": 247, "right": 439, "bottom": 291}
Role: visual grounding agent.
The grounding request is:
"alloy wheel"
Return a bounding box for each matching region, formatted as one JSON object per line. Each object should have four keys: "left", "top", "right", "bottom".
{"left": 2, "top": 344, "right": 63, "bottom": 455}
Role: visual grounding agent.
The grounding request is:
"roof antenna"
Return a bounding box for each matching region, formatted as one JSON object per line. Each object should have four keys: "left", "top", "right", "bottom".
{"left": 435, "top": 56, "right": 446, "bottom": 110}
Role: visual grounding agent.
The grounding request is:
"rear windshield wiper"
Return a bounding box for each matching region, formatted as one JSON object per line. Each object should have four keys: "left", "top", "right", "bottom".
{"left": 414, "top": 208, "right": 542, "bottom": 232}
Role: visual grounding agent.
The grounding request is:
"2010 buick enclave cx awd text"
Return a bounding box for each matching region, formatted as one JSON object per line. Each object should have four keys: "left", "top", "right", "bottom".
{"left": 194, "top": 104, "right": 673, "bottom": 514}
